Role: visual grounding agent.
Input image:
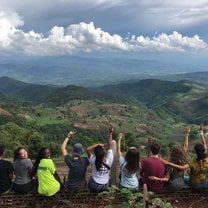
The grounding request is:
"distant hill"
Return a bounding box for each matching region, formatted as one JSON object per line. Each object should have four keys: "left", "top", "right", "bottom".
{"left": 158, "top": 71, "right": 208, "bottom": 85}
{"left": 0, "top": 76, "right": 58, "bottom": 102}
{"left": 1, "top": 56, "right": 208, "bottom": 87}
{"left": 0, "top": 76, "right": 28, "bottom": 93}
{"left": 99, "top": 79, "right": 208, "bottom": 123}
{"left": 0, "top": 76, "right": 129, "bottom": 105}
{"left": 100, "top": 79, "right": 192, "bottom": 105}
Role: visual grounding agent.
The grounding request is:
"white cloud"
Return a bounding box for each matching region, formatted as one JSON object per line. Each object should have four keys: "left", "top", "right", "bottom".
{"left": 1, "top": 0, "right": 208, "bottom": 38}
{"left": 129, "top": 31, "right": 207, "bottom": 52}
{"left": 0, "top": 11, "right": 207, "bottom": 56}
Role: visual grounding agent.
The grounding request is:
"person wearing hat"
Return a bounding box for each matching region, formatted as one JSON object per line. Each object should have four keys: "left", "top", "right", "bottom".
{"left": 61, "top": 130, "right": 89, "bottom": 192}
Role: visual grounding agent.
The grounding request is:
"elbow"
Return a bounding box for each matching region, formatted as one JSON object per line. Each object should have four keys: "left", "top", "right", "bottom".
{"left": 87, "top": 149, "right": 91, "bottom": 157}
{"left": 117, "top": 152, "right": 121, "bottom": 157}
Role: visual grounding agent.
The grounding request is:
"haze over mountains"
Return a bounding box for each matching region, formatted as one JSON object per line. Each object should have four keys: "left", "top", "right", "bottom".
{"left": 0, "top": 55, "right": 208, "bottom": 87}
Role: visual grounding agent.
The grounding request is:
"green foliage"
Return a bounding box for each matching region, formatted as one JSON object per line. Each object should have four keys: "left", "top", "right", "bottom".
{"left": 0, "top": 77, "right": 207, "bottom": 159}
{"left": 100, "top": 185, "right": 173, "bottom": 208}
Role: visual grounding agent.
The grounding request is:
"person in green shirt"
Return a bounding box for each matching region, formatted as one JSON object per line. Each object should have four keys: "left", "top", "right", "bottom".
{"left": 31, "top": 147, "right": 63, "bottom": 196}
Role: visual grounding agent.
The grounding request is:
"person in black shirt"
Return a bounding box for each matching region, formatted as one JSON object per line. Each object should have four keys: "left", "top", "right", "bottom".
{"left": 61, "top": 131, "right": 89, "bottom": 192}
{"left": 0, "top": 144, "right": 13, "bottom": 194}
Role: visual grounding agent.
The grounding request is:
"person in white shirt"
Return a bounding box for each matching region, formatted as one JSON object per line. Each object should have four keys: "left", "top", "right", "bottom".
{"left": 87, "top": 126, "right": 114, "bottom": 193}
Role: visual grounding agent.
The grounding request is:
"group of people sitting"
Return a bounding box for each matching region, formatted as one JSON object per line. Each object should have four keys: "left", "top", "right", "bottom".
{"left": 0, "top": 125, "right": 208, "bottom": 197}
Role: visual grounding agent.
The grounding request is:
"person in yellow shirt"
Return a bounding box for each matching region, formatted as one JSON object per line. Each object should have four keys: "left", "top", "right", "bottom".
{"left": 31, "top": 147, "right": 63, "bottom": 196}
{"left": 162, "top": 125, "right": 208, "bottom": 190}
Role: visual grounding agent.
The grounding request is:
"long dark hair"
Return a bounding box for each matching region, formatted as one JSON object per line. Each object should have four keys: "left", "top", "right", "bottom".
{"left": 169, "top": 145, "right": 185, "bottom": 165}
{"left": 30, "top": 147, "right": 49, "bottom": 177}
{"left": 195, "top": 143, "right": 206, "bottom": 161}
{"left": 13, "top": 147, "right": 24, "bottom": 162}
{"left": 125, "top": 147, "right": 140, "bottom": 174}
{"left": 94, "top": 145, "right": 110, "bottom": 171}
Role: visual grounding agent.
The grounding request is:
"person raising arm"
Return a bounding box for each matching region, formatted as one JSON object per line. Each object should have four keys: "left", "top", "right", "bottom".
{"left": 117, "top": 133, "right": 140, "bottom": 190}
{"left": 87, "top": 126, "right": 114, "bottom": 193}
{"left": 61, "top": 130, "right": 89, "bottom": 192}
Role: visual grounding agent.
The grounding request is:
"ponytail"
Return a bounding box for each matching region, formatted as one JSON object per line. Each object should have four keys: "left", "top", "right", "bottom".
{"left": 94, "top": 145, "right": 110, "bottom": 171}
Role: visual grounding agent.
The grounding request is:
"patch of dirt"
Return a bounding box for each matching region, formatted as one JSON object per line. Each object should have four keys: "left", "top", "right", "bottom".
{"left": 17, "top": 114, "right": 31, "bottom": 119}
{"left": 73, "top": 120, "right": 99, "bottom": 129}
{"left": 0, "top": 107, "right": 12, "bottom": 116}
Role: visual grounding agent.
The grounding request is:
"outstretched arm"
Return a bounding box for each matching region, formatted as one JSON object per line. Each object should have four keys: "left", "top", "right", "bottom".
{"left": 107, "top": 126, "right": 114, "bottom": 150}
{"left": 183, "top": 127, "right": 190, "bottom": 154}
{"left": 61, "top": 130, "right": 76, "bottom": 156}
{"left": 199, "top": 124, "right": 207, "bottom": 152}
{"left": 117, "top": 133, "right": 123, "bottom": 157}
{"left": 161, "top": 158, "right": 189, "bottom": 171}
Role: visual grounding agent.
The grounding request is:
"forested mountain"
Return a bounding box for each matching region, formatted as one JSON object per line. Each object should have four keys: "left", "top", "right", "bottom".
{"left": 99, "top": 79, "right": 208, "bottom": 123}
{"left": 0, "top": 76, "right": 58, "bottom": 102}
{"left": 0, "top": 76, "right": 207, "bottom": 158}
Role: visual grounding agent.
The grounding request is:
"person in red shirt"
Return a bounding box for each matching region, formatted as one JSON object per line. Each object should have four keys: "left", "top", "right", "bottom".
{"left": 140, "top": 142, "right": 166, "bottom": 192}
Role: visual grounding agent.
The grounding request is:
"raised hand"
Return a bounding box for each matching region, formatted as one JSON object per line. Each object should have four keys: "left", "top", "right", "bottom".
{"left": 199, "top": 124, "right": 204, "bottom": 131}
{"left": 109, "top": 125, "right": 114, "bottom": 133}
{"left": 117, "top": 133, "right": 123, "bottom": 140}
{"left": 67, "top": 130, "right": 76, "bottom": 138}
{"left": 185, "top": 127, "right": 190, "bottom": 135}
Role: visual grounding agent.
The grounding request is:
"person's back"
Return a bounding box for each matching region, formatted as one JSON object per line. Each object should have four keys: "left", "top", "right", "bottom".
{"left": 0, "top": 160, "right": 13, "bottom": 194}
{"left": 13, "top": 147, "right": 34, "bottom": 194}
{"left": 141, "top": 142, "right": 166, "bottom": 192}
{"left": 32, "top": 147, "right": 62, "bottom": 197}
{"left": 87, "top": 126, "right": 114, "bottom": 193}
{"left": 117, "top": 133, "right": 140, "bottom": 190}
{"left": 14, "top": 159, "right": 32, "bottom": 183}
{"left": 0, "top": 144, "right": 13, "bottom": 194}
{"left": 189, "top": 143, "right": 208, "bottom": 187}
{"left": 38, "top": 158, "right": 60, "bottom": 196}
{"left": 165, "top": 144, "right": 188, "bottom": 191}
{"left": 61, "top": 131, "right": 89, "bottom": 191}
{"left": 65, "top": 151, "right": 89, "bottom": 190}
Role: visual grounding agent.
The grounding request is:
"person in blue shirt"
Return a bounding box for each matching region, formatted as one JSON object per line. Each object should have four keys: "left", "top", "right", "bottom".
{"left": 117, "top": 133, "right": 140, "bottom": 190}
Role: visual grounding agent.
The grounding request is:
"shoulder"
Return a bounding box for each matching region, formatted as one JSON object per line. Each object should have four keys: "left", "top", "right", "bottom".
{"left": 43, "top": 158, "right": 54, "bottom": 165}
{"left": 107, "top": 149, "right": 113, "bottom": 157}
{"left": 119, "top": 155, "right": 125, "bottom": 165}
{"left": 64, "top": 154, "right": 71, "bottom": 161}
{"left": 83, "top": 156, "right": 89, "bottom": 162}
{"left": 89, "top": 155, "right": 95, "bottom": 163}
{"left": 24, "top": 158, "right": 32, "bottom": 163}
{"left": 3, "top": 159, "right": 13, "bottom": 166}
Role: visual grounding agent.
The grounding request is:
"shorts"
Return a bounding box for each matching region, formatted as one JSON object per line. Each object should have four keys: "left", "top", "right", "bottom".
{"left": 88, "top": 177, "right": 109, "bottom": 193}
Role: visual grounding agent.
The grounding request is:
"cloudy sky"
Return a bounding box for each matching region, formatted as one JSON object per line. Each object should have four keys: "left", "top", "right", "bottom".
{"left": 0, "top": 0, "right": 208, "bottom": 56}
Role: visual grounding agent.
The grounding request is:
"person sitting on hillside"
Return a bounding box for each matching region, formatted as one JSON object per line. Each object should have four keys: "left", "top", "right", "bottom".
{"left": 140, "top": 142, "right": 166, "bottom": 192}
{"left": 117, "top": 132, "right": 140, "bottom": 190}
{"left": 163, "top": 125, "right": 208, "bottom": 190}
{"left": 13, "top": 147, "right": 34, "bottom": 194}
{"left": 31, "top": 147, "right": 63, "bottom": 196}
{"left": 61, "top": 130, "right": 89, "bottom": 192}
{"left": 149, "top": 128, "right": 190, "bottom": 191}
{"left": 87, "top": 126, "right": 114, "bottom": 193}
{"left": 0, "top": 144, "right": 13, "bottom": 194}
